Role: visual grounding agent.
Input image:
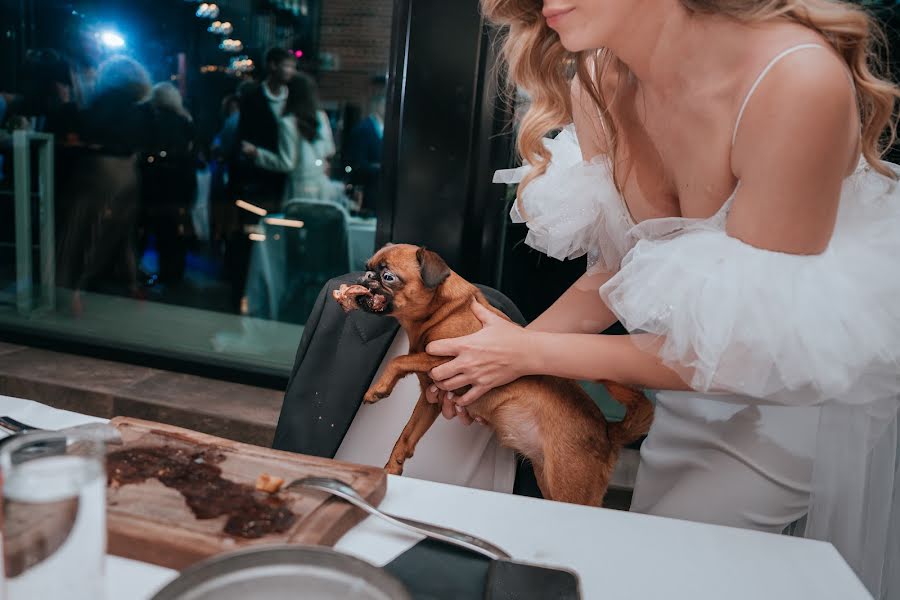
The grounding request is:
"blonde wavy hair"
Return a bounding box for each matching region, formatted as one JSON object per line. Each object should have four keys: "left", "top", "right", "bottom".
{"left": 483, "top": 0, "right": 900, "bottom": 189}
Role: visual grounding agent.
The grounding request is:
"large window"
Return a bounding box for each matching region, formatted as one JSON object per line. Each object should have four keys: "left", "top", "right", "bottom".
{"left": 0, "top": 0, "right": 392, "bottom": 380}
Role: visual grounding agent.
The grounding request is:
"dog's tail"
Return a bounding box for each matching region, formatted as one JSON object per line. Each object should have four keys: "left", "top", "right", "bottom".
{"left": 603, "top": 381, "right": 654, "bottom": 446}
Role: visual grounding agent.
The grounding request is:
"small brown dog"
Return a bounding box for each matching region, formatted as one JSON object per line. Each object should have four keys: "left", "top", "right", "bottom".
{"left": 334, "top": 244, "right": 653, "bottom": 506}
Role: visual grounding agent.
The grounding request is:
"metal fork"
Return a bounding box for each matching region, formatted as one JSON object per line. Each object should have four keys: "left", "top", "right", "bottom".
{"left": 286, "top": 476, "right": 510, "bottom": 561}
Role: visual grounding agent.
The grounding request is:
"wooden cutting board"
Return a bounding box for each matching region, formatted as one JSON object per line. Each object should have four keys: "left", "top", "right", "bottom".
{"left": 106, "top": 417, "right": 387, "bottom": 570}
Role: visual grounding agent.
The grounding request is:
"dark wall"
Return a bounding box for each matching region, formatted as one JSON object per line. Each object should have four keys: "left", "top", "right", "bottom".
{"left": 378, "top": 0, "right": 513, "bottom": 286}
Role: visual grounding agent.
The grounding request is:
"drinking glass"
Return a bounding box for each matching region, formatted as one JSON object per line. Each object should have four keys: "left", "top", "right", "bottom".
{"left": 1, "top": 430, "right": 107, "bottom": 600}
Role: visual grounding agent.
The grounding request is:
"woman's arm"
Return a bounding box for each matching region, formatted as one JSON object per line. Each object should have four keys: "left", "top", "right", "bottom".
{"left": 529, "top": 331, "right": 688, "bottom": 389}
{"left": 426, "top": 269, "right": 618, "bottom": 419}
{"left": 252, "top": 116, "right": 299, "bottom": 173}
{"left": 312, "top": 110, "right": 336, "bottom": 160}
{"left": 527, "top": 270, "right": 619, "bottom": 334}
{"left": 428, "top": 302, "right": 688, "bottom": 405}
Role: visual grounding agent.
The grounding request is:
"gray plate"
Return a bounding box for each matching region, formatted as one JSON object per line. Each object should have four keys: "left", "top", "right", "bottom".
{"left": 150, "top": 545, "right": 412, "bottom": 600}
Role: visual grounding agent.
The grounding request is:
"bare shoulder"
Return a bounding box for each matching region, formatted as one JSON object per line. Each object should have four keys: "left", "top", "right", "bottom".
{"left": 743, "top": 40, "right": 855, "bottom": 120}
{"left": 732, "top": 41, "right": 858, "bottom": 174}
{"left": 727, "top": 40, "right": 859, "bottom": 254}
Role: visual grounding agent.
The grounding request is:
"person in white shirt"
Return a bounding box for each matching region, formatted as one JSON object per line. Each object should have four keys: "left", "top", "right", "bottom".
{"left": 242, "top": 73, "right": 345, "bottom": 206}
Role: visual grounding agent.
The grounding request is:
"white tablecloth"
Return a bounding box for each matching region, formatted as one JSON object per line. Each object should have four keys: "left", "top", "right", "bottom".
{"left": 0, "top": 396, "right": 871, "bottom": 600}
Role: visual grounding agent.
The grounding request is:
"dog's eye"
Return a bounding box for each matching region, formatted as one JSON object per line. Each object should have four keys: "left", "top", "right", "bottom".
{"left": 382, "top": 271, "right": 396, "bottom": 283}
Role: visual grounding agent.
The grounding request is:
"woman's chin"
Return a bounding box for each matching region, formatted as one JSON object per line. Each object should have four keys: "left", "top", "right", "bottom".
{"left": 556, "top": 33, "right": 592, "bottom": 54}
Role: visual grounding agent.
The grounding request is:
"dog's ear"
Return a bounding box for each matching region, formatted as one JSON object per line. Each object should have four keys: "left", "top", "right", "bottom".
{"left": 416, "top": 247, "right": 450, "bottom": 289}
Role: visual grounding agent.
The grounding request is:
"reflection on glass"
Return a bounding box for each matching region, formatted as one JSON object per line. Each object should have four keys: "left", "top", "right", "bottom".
{"left": 0, "top": 0, "right": 392, "bottom": 375}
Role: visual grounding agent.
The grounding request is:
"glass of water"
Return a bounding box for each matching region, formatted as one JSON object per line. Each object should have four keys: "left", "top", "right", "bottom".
{"left": 1, "top": 430, "right": 107, "bottom": 600}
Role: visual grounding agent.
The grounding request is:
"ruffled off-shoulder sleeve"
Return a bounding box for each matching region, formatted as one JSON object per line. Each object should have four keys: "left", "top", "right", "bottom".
{"left": 494, "top": 125, "right": 635, "bottom": 273}
{"left": 599, "top": 182, "right": 900, "bottom": 405}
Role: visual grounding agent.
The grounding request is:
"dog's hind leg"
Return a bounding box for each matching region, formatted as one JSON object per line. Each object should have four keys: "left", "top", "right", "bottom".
{"left": 541, "top": 446, "right": 612, "bottom": 507}
{"left": 531, "top": 459, "right": 551, "bottom": 500}
{"left": 384, "top": 392, "right": 442, "bottom": 475}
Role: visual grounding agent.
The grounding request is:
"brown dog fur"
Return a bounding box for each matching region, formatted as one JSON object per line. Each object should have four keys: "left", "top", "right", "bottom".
{"left": 348, "top": 244, "right": 653, "bottom": 506}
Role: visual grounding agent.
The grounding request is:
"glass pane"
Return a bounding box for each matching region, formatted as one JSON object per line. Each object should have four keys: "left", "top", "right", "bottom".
{"left": 0, "top": 0, "right": 391, "bottom": 376}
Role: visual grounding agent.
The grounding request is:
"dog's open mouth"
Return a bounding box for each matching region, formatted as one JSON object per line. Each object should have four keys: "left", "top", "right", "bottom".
{"left": 332, "top": 284, "right": 388, "bottom": 313}
{"left": 366, "top": 293, "right": 388, "bottom": 312}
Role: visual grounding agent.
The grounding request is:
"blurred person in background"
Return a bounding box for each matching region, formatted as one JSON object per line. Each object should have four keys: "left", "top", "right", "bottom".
{"left": 311, "top": 106, "right": 336, "bottom": 174}
{"left": 232, "top": 47, "right": 296, "bottom": 210}
{"left": 226, "top": 48, "right": 296, "bottom": 312}
{"left": 17, "top": 49, "right": 78, "bottom": 138}
{"left": 210, "top": 81, "right": 255, "bottom": 245}
{"left": 241, "top": 73, "right": 344, "bottom": 205}
{"left": 57, "top": 56, "right": 154, "bottom": 313}
{"left": 213, "top": 93, "right": 240, "bottom": 162}
{"left": 345, "top": 93, "right": 385, "bottom": 214}
{"left": 8, "top": 48, "right": 83, "bottom": 243}
{"left": 61, "top": 24, "right": 105, "bottom": 109}
{"left": 210, "top": 92, "right": 241, "bottom": 244}
{"left": 140, "top": 82, "right": 196, "bottom": 285}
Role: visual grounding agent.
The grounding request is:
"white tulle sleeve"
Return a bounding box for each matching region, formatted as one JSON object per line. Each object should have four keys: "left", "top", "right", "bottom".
{"left": 600, "top": 220, "right": 900, "bottom": 406}
{"left": 494, "top": 125, "right": 634, "bottom": 273}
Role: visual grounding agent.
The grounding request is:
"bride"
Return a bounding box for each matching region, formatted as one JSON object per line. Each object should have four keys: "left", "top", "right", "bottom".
{"left": 425, "top": 1, "right": 900, "bottom": 597}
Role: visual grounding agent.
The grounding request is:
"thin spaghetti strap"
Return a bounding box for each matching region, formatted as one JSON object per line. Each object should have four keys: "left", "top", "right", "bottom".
{"left": 731, "top": 44, "right": 827, "bottom": 147}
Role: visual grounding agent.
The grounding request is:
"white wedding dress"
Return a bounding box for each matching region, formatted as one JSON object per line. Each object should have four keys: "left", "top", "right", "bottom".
{"left": 496, "top": 44, "right": 900, "bottom": 599}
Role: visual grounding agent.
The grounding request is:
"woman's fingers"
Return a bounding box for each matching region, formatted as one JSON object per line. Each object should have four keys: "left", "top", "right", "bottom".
{"left": 441, "top": 392, "right": 457, "bottom": 420}
{"left": 455, "top": 386, "right": 487, "bottom": 407}
{"left": 455, "top": 404, "right": 475, "bottom": 426}
{"left": 428, "top": 386, "right": 481, "bottom": 426}
{"left": 434, "top": 375, "right": 471, "bottom": 391}
{"left": 426, "top": 385, "right": 442, "bottom": 404}
{"left": 430, "top": 358, "right": 466, "bottom": 383}
{"left": 470, "top": 299, "right": 503, "bottom": 325}
{"left": 426, "top": 337, "right": 463, "bottom": 357}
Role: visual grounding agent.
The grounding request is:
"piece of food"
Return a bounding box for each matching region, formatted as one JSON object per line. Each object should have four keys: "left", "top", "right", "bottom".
{"left": 332, "top": 284, "right": 371, "bottom": 312}
{"left": 370, "top": 294, "right": 387, "bottom": 312}
{"left": 255, "top": 473, "right": 285, "bottom": 494}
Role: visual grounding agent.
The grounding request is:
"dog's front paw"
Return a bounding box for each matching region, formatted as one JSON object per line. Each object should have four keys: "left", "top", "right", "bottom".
{"left": 363, "top": 385, "right": 389, "bottom": 404}
{"left": 384, "top": 456, "right": 404, "bottom": 476}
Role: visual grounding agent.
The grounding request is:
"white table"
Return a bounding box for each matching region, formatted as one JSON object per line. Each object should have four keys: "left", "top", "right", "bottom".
{"left": 0, "top": 395, "right": 871, "bottom": 600}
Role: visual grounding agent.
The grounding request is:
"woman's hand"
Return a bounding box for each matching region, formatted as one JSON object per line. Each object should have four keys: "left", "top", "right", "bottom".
{"left": 426, "top": 299, "right": 537, "bottom": 408}
{"left": 425, "top": 385, "right": 481, "bottom": 425}
{"left": 241, "top": 141, "right": 258, "bottom": 158}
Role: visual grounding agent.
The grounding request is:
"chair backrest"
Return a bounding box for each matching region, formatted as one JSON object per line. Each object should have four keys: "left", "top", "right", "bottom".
{"left": 277, "top": 200, "right": 351, "bottom": 323}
